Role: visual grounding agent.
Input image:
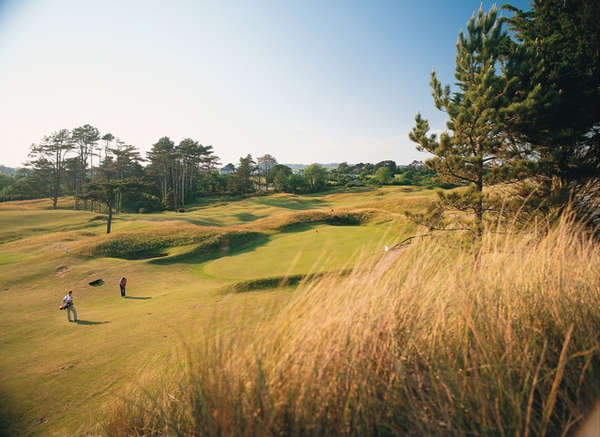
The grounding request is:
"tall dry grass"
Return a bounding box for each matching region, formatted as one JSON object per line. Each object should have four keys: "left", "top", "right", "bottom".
{"left": 105, "top": 215, "right": 600, "bottom": 436}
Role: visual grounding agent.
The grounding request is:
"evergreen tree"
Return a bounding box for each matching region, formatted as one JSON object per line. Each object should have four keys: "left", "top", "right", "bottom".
{"left": 409, "top": 5, "right": 517, "bottom": 235}
{"left": 72, "top": 124, "right": 100, "bottom": 210}
{"left": 109, "top": 144, "right": 144, "bottom": 213}
{"left": 147, "top": 137, "right": 218, "bottom": 209}
{"left": 232, "top": 154, "right": 256, "bottom": 194}
{"left": 147, "top": 137, "right": 175, "bottom": 205}
{"left": 28, "top": 129, "right": 74, "bottom": 209}
{"left": 174, "top": 139, "right": 218, "bottom": 207}
{"left": 84, "top": 178, "right": 146, "bottom": 234}
{"left": 101, "top": 133, "right": 115, "bottom": 163}
{"left": 21, "top": 158, "right": 54, "bottom": 200}
{"left": 257, "top": 154, "right": 278, "bottom": 190}
{"left": 503, "top": 0, "right": 600, "bottom": 186}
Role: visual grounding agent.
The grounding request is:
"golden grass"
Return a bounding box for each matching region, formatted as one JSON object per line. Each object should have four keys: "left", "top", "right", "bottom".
{"left": 104, "top": 214, "right": 600, "bottom": 436}
{"left": 0, "top": 196, "right": 76, "bottom": 210}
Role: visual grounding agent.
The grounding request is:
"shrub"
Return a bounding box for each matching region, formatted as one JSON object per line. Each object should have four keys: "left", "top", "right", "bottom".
{"left": 124, "top": 193, "right": 164, "bottom": 213}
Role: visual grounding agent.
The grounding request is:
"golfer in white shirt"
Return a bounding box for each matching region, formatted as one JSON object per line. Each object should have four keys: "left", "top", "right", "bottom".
{"left": 63, "top": 290, "right": 79, "bottom": 322}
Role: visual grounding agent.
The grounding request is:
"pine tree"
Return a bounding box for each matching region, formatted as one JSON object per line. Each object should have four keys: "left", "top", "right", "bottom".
{"left": 232, "top": 155, "right": 256, "bottom": 194}
{"left": 72, "top": 124, "right": 100, "bottom": 210}
{"left": 84, "top": 178, "right": 146, "bottom": 234}
{"left": 257, "top": 154, "right": 277, "bottom": 190}
{"left": 503, "top": 0, "right": 600, "bottom": 186}
{"left": 28, "top": 129, "right": 74, "bottom": 209}
{"left": 409, "top": 5, "right": 518, "bottom": 235}
{"left": 147, "top": 137, "right": 175, "bottom": 206}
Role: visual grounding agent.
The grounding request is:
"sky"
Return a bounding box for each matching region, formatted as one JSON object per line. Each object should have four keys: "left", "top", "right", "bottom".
{"left": 0, "top": 0, "right": 531, "bottom": 168}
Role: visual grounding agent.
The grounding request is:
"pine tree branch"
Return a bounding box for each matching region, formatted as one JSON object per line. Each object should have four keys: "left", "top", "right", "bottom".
{"left": 442, "top": 161, "right": 478, "bottom": 184}
{"left": 391, "top": 226, "right": 476, "bottom": 251}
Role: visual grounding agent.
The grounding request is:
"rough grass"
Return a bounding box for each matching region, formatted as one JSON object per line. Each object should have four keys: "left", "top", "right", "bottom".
{"left": 105, "top": 215, "right": 600, "bottom": 436}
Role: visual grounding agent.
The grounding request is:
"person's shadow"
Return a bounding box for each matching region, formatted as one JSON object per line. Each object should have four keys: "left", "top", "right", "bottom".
{"left": 124, "top": 296, "right": 152, "bottom": 300}
{"left": 75, "top": 320, "right": 110, "bottom": 325}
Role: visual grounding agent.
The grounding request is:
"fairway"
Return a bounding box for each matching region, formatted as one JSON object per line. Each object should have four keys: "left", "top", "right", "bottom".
{"left": 0, "top": 187, "right": 426, "bottom": 436}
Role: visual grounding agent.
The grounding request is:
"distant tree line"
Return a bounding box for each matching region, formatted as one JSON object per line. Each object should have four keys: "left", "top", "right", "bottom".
{"left": 196, "top": 158, "right": 447, "bottom": 197}
{"left": 1, "top": 134, "right": 448, "bottom": 210}
{"left": 1, "top": 126, "right": 448, "bottom": 218}
{"left": 329, "top": 160, "right": 451, "bottom": 188}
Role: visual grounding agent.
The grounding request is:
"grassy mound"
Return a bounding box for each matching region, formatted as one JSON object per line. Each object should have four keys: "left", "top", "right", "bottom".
{"left": 78, "top": 225, "right": 264, "bottom": 260}
{"left": 85, "top": 230, "right": 218, "bottom": 259}
{"left": 149, "top": 230, "right": 267, "bottom": 264}
{"left": 105, "top": 216, "right": 600, "bottom": 436}
{"left": 264, "top": 208, "right": 379, "bottom": 231}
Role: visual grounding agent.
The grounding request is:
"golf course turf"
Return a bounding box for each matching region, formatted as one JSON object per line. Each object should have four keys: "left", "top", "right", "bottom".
{"left": 0, "top": 186, "right": 429, "bottom": 435}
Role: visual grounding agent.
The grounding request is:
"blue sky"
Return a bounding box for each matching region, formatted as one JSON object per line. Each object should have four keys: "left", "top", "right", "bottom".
{"left": 0, "top": 0, "right": 531, "bottom": 167}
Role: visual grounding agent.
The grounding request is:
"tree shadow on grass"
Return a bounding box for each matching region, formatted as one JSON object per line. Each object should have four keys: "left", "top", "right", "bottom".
{"left": 75, "top": 320, "right": 110, "bottom": 325}
{"left": 149, "top": 234, "right": 271, "bottom": 266}
{"left": 124, "top": 296, "right": 152, "bottom": 300}
{"left": 0, "top": 390, "right": 18, "bottom": 437}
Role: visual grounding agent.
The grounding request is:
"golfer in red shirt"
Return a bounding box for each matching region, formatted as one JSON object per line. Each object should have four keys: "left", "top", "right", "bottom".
{"left": 119, "top": 277, "right": 127, "bottom": 298}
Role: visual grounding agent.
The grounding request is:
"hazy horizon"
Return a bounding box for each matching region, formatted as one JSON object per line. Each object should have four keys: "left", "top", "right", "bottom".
{"left": 0, "top": 0, "right": 530, "bottom": 168}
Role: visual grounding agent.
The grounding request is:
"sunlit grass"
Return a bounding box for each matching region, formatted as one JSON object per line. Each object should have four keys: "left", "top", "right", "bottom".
{"left": 106, "top": 214, "right": 600, "bottom": 436}
{"left": 0, "top": 187, "right": 421, "bottom": 435}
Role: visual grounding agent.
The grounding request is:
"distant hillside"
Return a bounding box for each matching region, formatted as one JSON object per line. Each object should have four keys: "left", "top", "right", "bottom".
{"left": 0, "top": 165, "right": 16, "bottom": 176}
{"left": 282, "top": 163, "right": 339, "bottom": 170}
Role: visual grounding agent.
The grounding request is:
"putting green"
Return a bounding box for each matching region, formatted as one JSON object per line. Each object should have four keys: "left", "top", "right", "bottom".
{"left": 199, "top": 224, "right": 394, "bottom": 280}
